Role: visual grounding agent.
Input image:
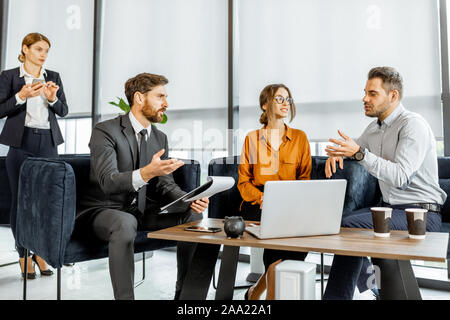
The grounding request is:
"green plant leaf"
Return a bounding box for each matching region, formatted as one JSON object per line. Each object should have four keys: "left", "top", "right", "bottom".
{"left": 109, "top": 96, "right": 130, "bottom": 113}
{"left": 160, "top": 114, "right": 168, "bottom": 124}
{"left": 118, "top": 98, "right": 130, "bottom": 113}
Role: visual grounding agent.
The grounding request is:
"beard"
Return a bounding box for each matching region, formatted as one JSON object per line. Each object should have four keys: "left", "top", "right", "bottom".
{"left": 142, "top": 101, "right": 166, "bottom": 123}
{"left": 364, "top": 100, "right": 390, "bottom": 118}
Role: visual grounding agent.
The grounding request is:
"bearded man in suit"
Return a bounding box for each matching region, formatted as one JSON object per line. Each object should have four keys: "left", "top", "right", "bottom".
{"left": 77, "top": 73, "right": 209, "bottom": 300}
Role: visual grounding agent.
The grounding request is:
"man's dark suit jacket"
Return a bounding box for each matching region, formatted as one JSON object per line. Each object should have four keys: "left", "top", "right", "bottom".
{"left": 0, "top": 67, "right": 69, "bottom": 147}
{"left": 77, "top": 114, "right": 188, "bottom": 221}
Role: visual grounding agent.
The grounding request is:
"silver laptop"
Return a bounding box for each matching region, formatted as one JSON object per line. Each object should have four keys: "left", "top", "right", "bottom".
{"left": 245, "top": 179, "right": 347, "bottom": 239}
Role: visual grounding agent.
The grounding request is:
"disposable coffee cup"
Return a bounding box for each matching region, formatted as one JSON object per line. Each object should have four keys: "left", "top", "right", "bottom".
{"left": 405, "top": 208, "right": 428, "bottom": 240}
{"left": 371, "top": 207, "right": 392, "bottom": 237}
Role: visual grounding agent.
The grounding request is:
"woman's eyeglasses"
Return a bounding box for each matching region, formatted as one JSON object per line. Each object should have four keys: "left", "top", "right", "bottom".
{"left": 274, "top": 95, "right": 294, "bottom": 105}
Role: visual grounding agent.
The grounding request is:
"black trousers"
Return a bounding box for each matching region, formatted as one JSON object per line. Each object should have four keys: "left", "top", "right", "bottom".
{"left": 240, "top": 201, "right": 308, "bottom": 271}
{"left": 6, "top": 127, "right": 57, "bottom": 258}
{"left": 90, "top": 205, "right": 202, "bottom": 300}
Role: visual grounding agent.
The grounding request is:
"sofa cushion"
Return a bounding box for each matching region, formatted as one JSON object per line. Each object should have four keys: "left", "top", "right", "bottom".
{"left": 59, "top": 155, "right": 91, "bottom": 212}
{"left": 171, "top": 159, "right": 201, "bottom": 193}
{"left": 312, "top": 156, "right": 381, "bottom": 216}
{"left": 0, "top": 157, "right": 11, "bottom": 224}
{"left": 208, "top": 156, "right": 241, "bottom": 219}
{"left": 439, "top": 178, "right": 450, "bottom": 224}
{"left": 438, "top": 157, "right": 450, "bottom": 223}
{"left": 16, "top": 158, "right": 76, "bottom": 268}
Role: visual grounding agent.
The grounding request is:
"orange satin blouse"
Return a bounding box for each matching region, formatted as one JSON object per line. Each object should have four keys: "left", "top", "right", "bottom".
{"left": 237, "top": 125, "right": 312, "bottom": 206}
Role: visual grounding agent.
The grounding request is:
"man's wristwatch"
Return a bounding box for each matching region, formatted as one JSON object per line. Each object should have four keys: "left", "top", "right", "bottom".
{"left": 353, "top": 147, "right": 365, "bottom": 161}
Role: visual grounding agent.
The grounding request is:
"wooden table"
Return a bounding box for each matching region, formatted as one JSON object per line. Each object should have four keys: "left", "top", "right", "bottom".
{"left": 148, "top": 218, "right": 449, "bottom": 300}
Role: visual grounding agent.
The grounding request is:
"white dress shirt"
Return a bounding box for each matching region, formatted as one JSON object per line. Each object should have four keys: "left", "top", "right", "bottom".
{"left": 15, "top": 63, "right": 58, "bottom": 129}
{"left": 355, "top": 103, "right": 447, "bottom": 205}
{"left": 129, "top": 111, "right": 151, "bottom": 191}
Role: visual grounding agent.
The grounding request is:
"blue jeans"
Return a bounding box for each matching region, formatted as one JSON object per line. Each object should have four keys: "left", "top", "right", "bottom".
{"left": 323, "top": 203, "right": 442, "bottom": 300}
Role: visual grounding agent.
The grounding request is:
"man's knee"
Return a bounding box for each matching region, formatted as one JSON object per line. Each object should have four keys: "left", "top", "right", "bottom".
{"left": 341, "top": 211, "right": 372, "bottom": 229}
{"left": 110, "top": 213, "right": 138, "bottom": 243}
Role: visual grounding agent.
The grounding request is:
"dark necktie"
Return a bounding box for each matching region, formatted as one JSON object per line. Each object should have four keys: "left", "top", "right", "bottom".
{"left": 138, "top": 129, "right": 148, "bottom": 214}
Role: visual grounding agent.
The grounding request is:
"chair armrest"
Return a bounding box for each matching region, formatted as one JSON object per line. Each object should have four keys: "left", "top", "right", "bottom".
{"left": 16, "top": 158, "right": 76, "bottom": 268}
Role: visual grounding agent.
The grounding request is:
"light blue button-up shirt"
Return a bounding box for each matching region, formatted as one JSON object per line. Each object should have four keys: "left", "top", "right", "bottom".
{"left": 356, "top": 103, "right": 447, "bottom": 205}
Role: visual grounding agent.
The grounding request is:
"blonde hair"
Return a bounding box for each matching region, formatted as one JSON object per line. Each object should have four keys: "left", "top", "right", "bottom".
{"left": 259, "top": 84, "right": 296, "bottom": 125}
{"left": 18, "top": 33, "right": 51, "bottom": 63}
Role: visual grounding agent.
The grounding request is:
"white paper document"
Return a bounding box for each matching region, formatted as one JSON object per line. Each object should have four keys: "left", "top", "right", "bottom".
{"left": 159, "top": 176, "right": 235, "bottom": 214}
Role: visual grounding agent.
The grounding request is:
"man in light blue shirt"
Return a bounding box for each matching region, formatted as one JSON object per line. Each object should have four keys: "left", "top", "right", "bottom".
{"left": 323, "top": 66, "right": 446, "bottom": 300}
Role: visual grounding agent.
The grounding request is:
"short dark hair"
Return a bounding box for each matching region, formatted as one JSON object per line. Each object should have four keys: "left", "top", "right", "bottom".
{"left": 368, "top": 66, "right": 403, "bottom": 100}
{"left": 124, "top": 73, "right": 168, "bottom": 107}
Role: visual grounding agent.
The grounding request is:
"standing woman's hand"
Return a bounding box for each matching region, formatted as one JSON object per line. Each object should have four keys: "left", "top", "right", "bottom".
{"left": 17, "top": 82, "right": 44, "bottom": 100}
{"left": 43, "top": 81, "right": 59, "bottom": 103}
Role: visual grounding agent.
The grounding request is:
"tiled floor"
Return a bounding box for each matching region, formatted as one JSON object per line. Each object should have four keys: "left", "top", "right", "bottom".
{"left": 0, "top": 225, "right": 449, "bottom": 300}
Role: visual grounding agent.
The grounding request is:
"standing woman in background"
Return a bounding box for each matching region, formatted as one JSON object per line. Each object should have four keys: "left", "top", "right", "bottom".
{"left": 238, "top": 83, "right": 311, "bottom": 299}
{"left": 0, "top": 32, "right": 68, "bottom": 279}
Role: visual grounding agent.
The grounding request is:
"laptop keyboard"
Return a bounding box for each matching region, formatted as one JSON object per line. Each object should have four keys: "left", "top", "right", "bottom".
{"left": 245, "top": 225, "right": 261, "bottom": 238}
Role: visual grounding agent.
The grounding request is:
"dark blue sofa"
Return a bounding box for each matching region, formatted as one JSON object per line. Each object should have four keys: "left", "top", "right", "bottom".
{"left": 208, "top": 156, "right": 450, "bottom": 275}
{"left": 0, "top": 156, "right": 11, "bottom": 225}
{"left": 0, "top": 154, "right": 200, "bottom": 299}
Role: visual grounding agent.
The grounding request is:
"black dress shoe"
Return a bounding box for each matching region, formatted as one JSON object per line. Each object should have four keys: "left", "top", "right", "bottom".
{"left": 32, "top": 254, "right": 53, "bottom": 276}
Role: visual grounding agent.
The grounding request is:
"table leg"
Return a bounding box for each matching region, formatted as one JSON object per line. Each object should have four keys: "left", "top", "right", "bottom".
{"left": 215, "top": 246, "right": 240, "bottom": 300}
{"left": 179, "top": 243, "right": 220, "bottom": 300}
{"left": 321, "top": 253, "right": 324, "bottom": 299}
{"left": 371, "top": 258, "right": 421, "bottom": 300}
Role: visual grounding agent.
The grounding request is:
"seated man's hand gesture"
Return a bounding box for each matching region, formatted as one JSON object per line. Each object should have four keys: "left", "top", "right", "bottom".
{"left": 324, "top": 130, "right": 360, "bottom": 178}
{"left": 140, "top": 149, "right": 184, "bottom": 182}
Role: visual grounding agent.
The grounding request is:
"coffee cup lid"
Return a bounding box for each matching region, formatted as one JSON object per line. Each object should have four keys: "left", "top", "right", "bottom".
{"left": 370, "top": 207, "right": 392, "bottom": 212}
{"left": 405, "top": 208, "right": 428, "bottom": 213}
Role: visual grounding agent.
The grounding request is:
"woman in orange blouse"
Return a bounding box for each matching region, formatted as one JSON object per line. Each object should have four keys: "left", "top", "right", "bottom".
{"left": 238, "top": 83, "right": 312, "bottom": 300}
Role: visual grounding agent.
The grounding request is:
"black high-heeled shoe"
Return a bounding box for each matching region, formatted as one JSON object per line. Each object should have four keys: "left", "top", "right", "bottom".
{"left": 32, "top": 254, "right": 53, "bottom": 276}
{"left": 20, "top": 257, "right": 36, "bottom": 279}
{"left": 22, "top": 271, "right": 37, "bottom": 279}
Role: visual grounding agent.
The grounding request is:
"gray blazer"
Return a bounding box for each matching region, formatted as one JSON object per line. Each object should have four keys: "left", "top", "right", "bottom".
{"left": 77, "top": 114, "right": 186, "bottom": 220}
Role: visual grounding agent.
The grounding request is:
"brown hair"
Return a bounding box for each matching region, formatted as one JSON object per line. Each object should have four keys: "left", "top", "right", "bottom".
{"left": 368, "top": 66, "right": 403, "bottom": 100}
{"left": 259, "top": 84, "right": 296, "bottom": 125}
{"left": 125, "top": 73, "right": 169, "bottom": 107}
{"left": 18, "top": 33, "right": 51, "bottom": 63}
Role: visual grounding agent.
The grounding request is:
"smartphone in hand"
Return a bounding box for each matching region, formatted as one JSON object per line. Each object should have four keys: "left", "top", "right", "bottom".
{"left": 32, "top": 79, "right": 45, "bottom": 85}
